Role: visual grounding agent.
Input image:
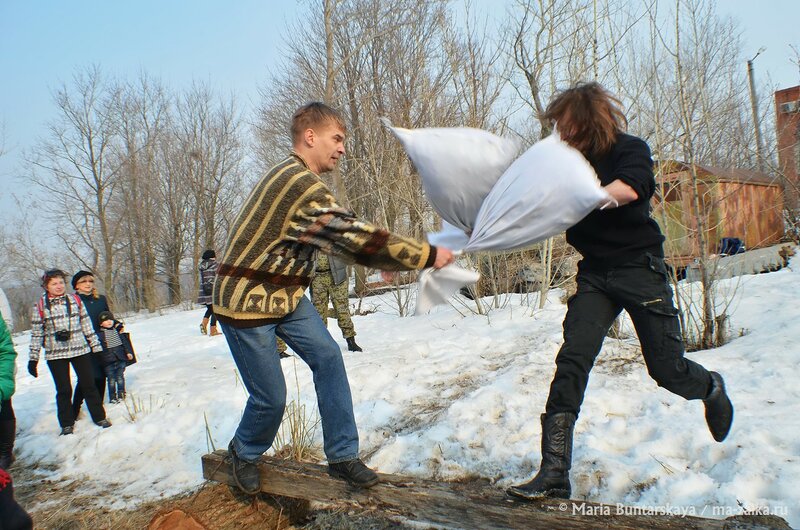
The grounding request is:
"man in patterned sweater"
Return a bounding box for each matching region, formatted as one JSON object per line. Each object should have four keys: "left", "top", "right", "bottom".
{"left": 214, "top": 102, "right": 454, "bottom": 494}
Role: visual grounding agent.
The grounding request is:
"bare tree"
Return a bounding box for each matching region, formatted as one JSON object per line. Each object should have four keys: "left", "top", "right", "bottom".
{"left": 115, "top": 73, "right": 170, "bottom": 311}
{"left": 25, "top": 65, "right": 123, "bottom": 299}
{"left": 174, "top": 83, "right": 246, "bottom": 300}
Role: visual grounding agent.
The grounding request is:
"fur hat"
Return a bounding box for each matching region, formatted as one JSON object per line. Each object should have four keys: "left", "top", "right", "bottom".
{"left": 202, "top": 249, "right": 216, "bottom": 260}
{"left": 98, "top": 311, "right": 114, "bottom": 323}
{"left": 71, "top": 270, "right": 94, "bottom": 289}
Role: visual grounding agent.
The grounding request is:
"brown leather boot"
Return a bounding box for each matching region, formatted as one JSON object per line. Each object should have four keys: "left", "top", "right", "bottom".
{"left": 200, "top": 318, "right": 209, "bottom": 335}
{"left": 209, "top": 325, "right": 222, "bottom": 337}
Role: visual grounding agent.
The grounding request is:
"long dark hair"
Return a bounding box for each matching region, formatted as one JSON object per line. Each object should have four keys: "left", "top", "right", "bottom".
{"left": 542, "top": 82, "right": 627, "bottom": 157}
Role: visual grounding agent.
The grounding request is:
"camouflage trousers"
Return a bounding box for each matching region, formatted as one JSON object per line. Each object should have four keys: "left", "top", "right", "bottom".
{"left": 311, "top": 272, "right": 355, "bottom": 339}
{"left": 276, "top": 273, "right": 356, "bottom": 353}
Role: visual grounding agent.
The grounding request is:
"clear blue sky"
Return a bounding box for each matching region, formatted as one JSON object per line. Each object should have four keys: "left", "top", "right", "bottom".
{"left": 1, "top": 0, "right": 798, "bottom": 221}
{"left": 0, "top": 0, "right": 299, "bottom": 221}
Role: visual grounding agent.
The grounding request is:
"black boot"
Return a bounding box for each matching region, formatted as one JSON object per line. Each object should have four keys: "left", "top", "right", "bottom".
{"left": 328, "top": 458, "right": 379, "bottom": 488}
{"left": 227, "top": 441, "right": 261, "bottom": 495}
{"left": 704, "top": 372, "right": 733, "bottom": 442}
{"left": 346, "top": 337, "right": 363, "bottom": 352}
{"left": 507, "top": 412, "right": 576, "bottom": 500}
{"left": 0, "top": 419, "right": 15, "bottom": 469}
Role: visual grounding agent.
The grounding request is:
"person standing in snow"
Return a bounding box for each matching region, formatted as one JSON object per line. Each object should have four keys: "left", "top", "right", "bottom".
{"left": 28, "top": 269, "right": 111, "bottom": 435}
{"left": 311, "top": 253, "right": 362, "bottom": 352}
{"left": 197, "top": 249, "right": 221, "bottom": 337}
{"left": 0, "top": 312, "right": 18, "bottom": 469}
{"left": 214, "top": 102, "right": 455, "bottom": 494}
{"left": 70, "top": 270, "right": 111, "bottom": 418}
{"left": 96, "top": 311, "right": 134, "bottom": 403}
{"left": 508, "top": 83, "right": 733, "bottom": 501}
{"left": 0, "top": 311, "right": 33, "bottom": 529}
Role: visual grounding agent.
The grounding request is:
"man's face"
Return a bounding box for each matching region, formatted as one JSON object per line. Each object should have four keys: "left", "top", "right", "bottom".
{"left": 311, "top": 123, "right": 346, "bottom": 174}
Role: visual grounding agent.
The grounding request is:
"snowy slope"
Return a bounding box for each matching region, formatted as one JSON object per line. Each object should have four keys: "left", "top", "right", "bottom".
{"left": 10, "top": 256, "right": 799, "bottom": 525}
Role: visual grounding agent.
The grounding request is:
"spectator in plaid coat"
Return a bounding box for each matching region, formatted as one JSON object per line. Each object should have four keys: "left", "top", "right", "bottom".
{"left": 28, "top": 270, "right": 111, "bottom": 435}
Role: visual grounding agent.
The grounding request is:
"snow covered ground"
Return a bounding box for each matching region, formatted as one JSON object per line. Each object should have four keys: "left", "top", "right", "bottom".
{"left": 9, "top": 254, "right": 799, "bottom": 526}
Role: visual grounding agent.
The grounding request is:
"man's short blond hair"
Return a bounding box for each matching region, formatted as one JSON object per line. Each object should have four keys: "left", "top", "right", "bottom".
{"left": 291, "top": 102, "right": 347, "bottom": 144}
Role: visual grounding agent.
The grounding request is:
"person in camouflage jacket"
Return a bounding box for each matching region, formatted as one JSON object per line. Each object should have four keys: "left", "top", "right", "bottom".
{"left": 311, "top": 253, "right": 361, "bottom": 351}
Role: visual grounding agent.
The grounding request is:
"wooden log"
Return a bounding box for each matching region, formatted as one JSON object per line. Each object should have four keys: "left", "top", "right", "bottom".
{"left": 201, "top": 451, "right": 787, "bottom": 530}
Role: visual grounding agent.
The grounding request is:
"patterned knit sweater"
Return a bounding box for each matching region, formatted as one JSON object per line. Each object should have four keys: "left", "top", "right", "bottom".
{"left": 29, "top": 294, "right": 102, "bottom": 361}
{"left": 213, "top": 153, "right": 436, "bottom": 325}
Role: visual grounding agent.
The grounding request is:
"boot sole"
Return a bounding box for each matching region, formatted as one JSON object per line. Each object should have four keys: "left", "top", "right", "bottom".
{"left": 328, "top": 469, "right": 379, "bottom": 488}
{"left": 507, "top": 486, "right": 570, "bottom": 500}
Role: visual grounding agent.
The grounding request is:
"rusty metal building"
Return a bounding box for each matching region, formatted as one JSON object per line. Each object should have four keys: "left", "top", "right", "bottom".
{"left": 652, "top": 161, "right": 784, "bottom": 266}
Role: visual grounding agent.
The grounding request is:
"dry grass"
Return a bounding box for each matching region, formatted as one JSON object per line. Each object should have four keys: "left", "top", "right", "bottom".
{"left": 14, "top": 465, "right": 305, "bottom": 530}
{"left": 15, "top": 467, "right": 403, "bottom": 530}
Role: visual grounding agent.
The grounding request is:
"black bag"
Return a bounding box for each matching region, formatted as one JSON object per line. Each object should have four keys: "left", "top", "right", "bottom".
{"left": 120, "top": 332, "right": 137, "bottom": 366}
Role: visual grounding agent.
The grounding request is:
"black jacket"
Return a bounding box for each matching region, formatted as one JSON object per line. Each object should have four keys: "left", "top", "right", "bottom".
{"left": 98, "top": 320, "right": 130, "bottom": 365}
{"left": 566, "top": 133, "right": 665, "bottom": 269}
{"left": 76, "top": 293, "right": 111, "bottom": 334}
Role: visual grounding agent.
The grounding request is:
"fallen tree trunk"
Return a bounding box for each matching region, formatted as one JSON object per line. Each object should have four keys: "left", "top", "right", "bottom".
{"left": 201, "top": 451, "right": 788, "bottom": 530}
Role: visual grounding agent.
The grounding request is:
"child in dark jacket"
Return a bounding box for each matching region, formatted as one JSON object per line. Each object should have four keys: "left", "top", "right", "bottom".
{"left": 97, "top": 311, "right": 133, "bottom": 403}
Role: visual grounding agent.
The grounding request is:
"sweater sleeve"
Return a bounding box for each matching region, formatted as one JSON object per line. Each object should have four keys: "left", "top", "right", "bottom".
{"left": 28, "top": 304, "right": 45, "bottom": 362}
{"left": 0, "top": 314, "right": 16, "bottom": 401}
{"left": 286, "top": 179, "right": 436, "bottom": 271}
{"left": 613, "top": 136, "right": 655, "bottom": 204}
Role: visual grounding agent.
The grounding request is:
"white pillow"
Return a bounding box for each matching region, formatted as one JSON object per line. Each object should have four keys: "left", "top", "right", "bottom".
{"left": 381, "top": 118, "right": 522, "bottom": 234}
{"left": 468, "top": 134, "right": 610, "bottom": 252}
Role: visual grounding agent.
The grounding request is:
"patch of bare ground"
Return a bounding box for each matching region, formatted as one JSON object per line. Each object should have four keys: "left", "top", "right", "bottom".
{"left": 11, "top": 462, "right": 406, "bottom": 530}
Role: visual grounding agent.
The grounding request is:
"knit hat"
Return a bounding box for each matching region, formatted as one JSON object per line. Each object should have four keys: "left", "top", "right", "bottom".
{"left": 41, "top": 269, "right": 67, "bottom": 287}
{"left": 202, "top": 249, "right": 216, "bottom": 260}
{"left": 98, "top": 311, "right": 114, "bottom": 323}
{"left": 71, "top": 270, "right": 94, "bottom": 289}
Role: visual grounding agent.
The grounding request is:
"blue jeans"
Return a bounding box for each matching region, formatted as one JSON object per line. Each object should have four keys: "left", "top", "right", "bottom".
{"left": 104, "top": 360, "right": 127, "bottom": 399}
{"left": 220, "top": 296, "right": 359, "bottom": 464}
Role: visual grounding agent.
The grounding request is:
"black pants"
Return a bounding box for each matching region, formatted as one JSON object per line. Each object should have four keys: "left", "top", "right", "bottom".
{"left": 204, "top": 304, "right": 217, "bottom": 326}
{"left": 545, "top": 253, "right": 712, "bottom": 416}
{"left": 0, "top": 400, "right": 13, "bottom": 421}
{"left": 72, "top": 353, "right": 106, "bottom": 414}
{"left": 47, "top": 354, "right": 106, "bottom": 427}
